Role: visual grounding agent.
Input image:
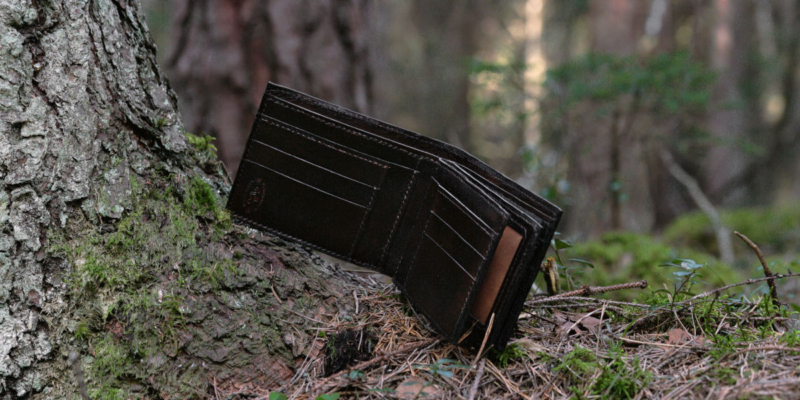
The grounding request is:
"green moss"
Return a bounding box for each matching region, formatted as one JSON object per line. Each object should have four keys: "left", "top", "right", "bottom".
{"left": 592, "top": 355, "right": 652, "bottom": 399}
{"left": 563, "top": 232, "right": 742, "bottom": 301}
{"left": 780, "top": 330, "right": 800, "bottom": 348}
{"left": 553, "top": 346, "right": 598, "bottom": 379}
{"left": 184, "top": 132, "right": 221, "bottom": 170}
{"left": 492, "top": 343, "right": 527, "bottom": 368}
{"left": 663, "top": 205, "right": 800, "bottom": 254}
{"left": 48, "top": 172, "right": 245, "bottom": 396}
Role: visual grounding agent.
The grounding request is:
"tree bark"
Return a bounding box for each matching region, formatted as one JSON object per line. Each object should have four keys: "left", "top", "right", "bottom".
{"left": 163, "top": 0, "right": 377, "bottom": 177}
{"left": 0, "top": 0, "right": 358, "bottom": 398}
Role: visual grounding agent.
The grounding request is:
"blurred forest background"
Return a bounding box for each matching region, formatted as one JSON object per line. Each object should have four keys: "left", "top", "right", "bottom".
{"left": 140, "top": 0, "right": 800, "bottom": 300}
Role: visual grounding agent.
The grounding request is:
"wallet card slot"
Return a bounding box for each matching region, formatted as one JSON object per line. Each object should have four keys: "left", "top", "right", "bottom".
{"left": 425, "top": 213, "right": 485, "bottom": 278}
{"left": 430, "top": 188, "right": 494, "bottom": 258}
{"left": 248, "top": 140, "right": 376, "bottom": 207}
{"left": 423, "top": 233, "right": 476, "bottom": 280}
{"left": 238, "top": 159, "right": 371, "bottom": 256}
{"left": 254, "top": 117, "right": 388, "bottom": 188}
{"left": 403, "top": 232, "right": 478, "bottom": 337}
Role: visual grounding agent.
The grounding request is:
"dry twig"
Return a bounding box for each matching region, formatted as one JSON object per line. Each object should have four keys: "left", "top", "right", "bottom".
{"left": 527, "top": 280, "right": 648, "bottom": 306}
{"left": 735, "top": 231, "right": 779, "bottom": 305}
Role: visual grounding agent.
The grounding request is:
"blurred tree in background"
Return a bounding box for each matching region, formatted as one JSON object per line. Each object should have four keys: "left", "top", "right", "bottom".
{"left": 142, "top": 0, "right": 800, "bottom": 248}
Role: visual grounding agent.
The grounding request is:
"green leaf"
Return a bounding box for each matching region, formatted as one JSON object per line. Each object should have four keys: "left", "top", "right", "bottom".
{"left": 554, "top": 239, "right": 573, "bottom": 250}
{"left": 437, "top": 370, "right": 454, "bottom": 378}
{"left": 269, "top": 393, "right": 288, "bottom": 400}
{"left": 568, "top": 258, "right": 595, "bottom": 268}
{"left": 348, "top": 370, "right": 365, "bottom": 380}
{"left": 315, "top": 394, "right": 340, "bottom": 400}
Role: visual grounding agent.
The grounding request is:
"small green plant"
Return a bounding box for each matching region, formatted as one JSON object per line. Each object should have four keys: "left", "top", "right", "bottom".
{"left": 709, "top": 365, "right": 739, "bottom": 385}
{"left": 344, "top": 369, "right": 365, "bottom": 380}
{"left": 74, "top": 322, "right": 90, "bottom": 341}
{"left": 657, "top": 258, "right": 705, "bottom": 303}
{"left": 413, "top": 358, "right": 469, "bottom": 379}
{"left": 553, "top": 346, "right": 598, "bottom": 380}
{"left": 493, "top": 343, "right": 527, "bottom": 368}
{"left": 269, "top": 393, "right": 288, "bottom": 400}
{"left": 592, "top": 354, "right": 652, "bottom": 399}
{"left": 315, "top": 394, "right": 340, "bottom": 400}
{"left": 709, "top": 334, "right": 737, "bottom": 360}
{"left": 780, "top": 330, "right": 800, "bottom": 348}
{"left": 91, "top": 334, "right": 129, "bottom": 382}
{"left": 549, "top": 237, "right": 595, "bottom": 291}
{"left": 184, "top": 132, "right": 218, "bottom": 158}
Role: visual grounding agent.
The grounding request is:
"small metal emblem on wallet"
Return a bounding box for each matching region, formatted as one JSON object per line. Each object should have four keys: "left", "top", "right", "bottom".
{"left": 226, "top": 83, "right": 562, "bottom": 351}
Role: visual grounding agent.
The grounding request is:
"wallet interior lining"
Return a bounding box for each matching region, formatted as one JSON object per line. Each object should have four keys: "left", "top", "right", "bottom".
{"left": 470, "top": 226, "right": 523, "bottom": 324}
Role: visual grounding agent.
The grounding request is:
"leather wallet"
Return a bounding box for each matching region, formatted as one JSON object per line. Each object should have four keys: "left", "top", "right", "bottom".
{"left": 227, "top": 83, "right": 562, "bottom": 350}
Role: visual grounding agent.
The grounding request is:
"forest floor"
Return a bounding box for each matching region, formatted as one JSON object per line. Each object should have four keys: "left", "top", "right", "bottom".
{"left": 221, "top": 255, "right": 800, "bottom": 400}
{"left": 53, "top": 156, "right": 799, "bottom": 399}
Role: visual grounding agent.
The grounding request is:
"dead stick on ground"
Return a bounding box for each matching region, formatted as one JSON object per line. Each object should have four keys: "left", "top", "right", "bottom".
{"left": 527, "top": 280, "right": 648, "bottom": 305}
{"left": 735, "top": 231, "right": 779, "bottom": 305}
{"left": 467, "top": 359, "right": 486, "bottom": 400}
{"left": 473, "top": 313, "right": 495, "bottom": 367}
{"left": 675, "top": 271, "right": 800, "bottom": 306}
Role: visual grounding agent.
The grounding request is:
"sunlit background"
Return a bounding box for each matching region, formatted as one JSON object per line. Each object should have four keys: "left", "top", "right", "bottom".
{"left": 142, "top": 0, "right": 800, "bottom": 302}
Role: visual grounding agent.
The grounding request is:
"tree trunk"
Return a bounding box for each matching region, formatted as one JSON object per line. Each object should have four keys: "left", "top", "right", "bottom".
{"left": 406, "top": 0, "right": 485, "bottom": 151}
{"left": 700, "top": 0, "right": 755, "bottom": 205}
{"left": 0, "top": 0, "right": 357, "bottom": 397}
{"left": 164, "top": 0, "right": 377, "bottom": 177}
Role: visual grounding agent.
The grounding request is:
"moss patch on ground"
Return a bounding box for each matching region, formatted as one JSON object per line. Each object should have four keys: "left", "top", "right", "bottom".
{"left": 663, "top": 205, "right": 800, "bottom": 256}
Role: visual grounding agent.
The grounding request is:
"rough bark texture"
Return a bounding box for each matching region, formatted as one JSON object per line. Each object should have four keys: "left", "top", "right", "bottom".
{"left": 164, "top": 0, "right": 376, "bottom": 177}
{"left": 0, "top": 1, "right": 358, "bottom": 398}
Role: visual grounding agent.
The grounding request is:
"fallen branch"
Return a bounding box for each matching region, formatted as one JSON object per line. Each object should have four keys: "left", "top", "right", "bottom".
{"left": 526, "top": 296, "right": 651, "bottom": 309}
{"left": 674, "top": 271, "right": 800, "bottom": 307}
{"left": 735, "top": 231, "right": 779, "bottom": 305}
{"left": 527, "top": 280, "right": 648, "bottom": 306}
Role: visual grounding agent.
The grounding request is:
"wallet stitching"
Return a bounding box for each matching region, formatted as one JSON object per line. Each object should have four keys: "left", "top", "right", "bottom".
{"left": 349, "top": 182, "right": 382, "bottom": 258}
{"left": 268, "top": 98, "right": 417, "bottom": 156}
{"left": 491, "top": 230, "right": 536, "bottom": 345}
{"left": 402, "top": 188, "right": 495, "bottom": 339}
{"left": 232, "top": 116, "right": 388, "bottom": 270}
{"left": 233, "top": 214, "right": 369, "bottom": 269}
{"left": 401, "top": 209, "right": 450, "bottom": 336}
{"left": 402, "top": 208, "right": 435, "bottom": 287}
{"left": 261, "top": 118, "right": 387, "bottom": 259}
{"left": 269, "top": 88, "right": 562, "bottom": 223}
{"left": 268, "top": 98, "right": 425, "bottom": 272}
{"left": 383, "top": 170, "right": 417, "bottom": 275}
{"left": 430, "top": 188, "right": 499, "bottom": 338}
{"left": 262, "top": 118, "right": 389, "bottom": 170}
{"left": 423, "top": 233, "right": 475, "bottom": 280}
{"left": 429, "top": 212, "right": 486, "bottom": 261}
{"left": 437, "top": 188, "right": 493, "bottom": 238}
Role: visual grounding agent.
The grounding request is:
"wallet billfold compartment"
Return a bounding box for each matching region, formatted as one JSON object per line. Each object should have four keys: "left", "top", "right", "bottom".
{"left": 227, "top": 83, "right": 562, "bottom": 350}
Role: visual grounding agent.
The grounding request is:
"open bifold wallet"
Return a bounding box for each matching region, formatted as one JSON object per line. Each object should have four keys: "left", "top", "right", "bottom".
{"left": 227, "top": 83, "right": 562, "bottom": 351}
